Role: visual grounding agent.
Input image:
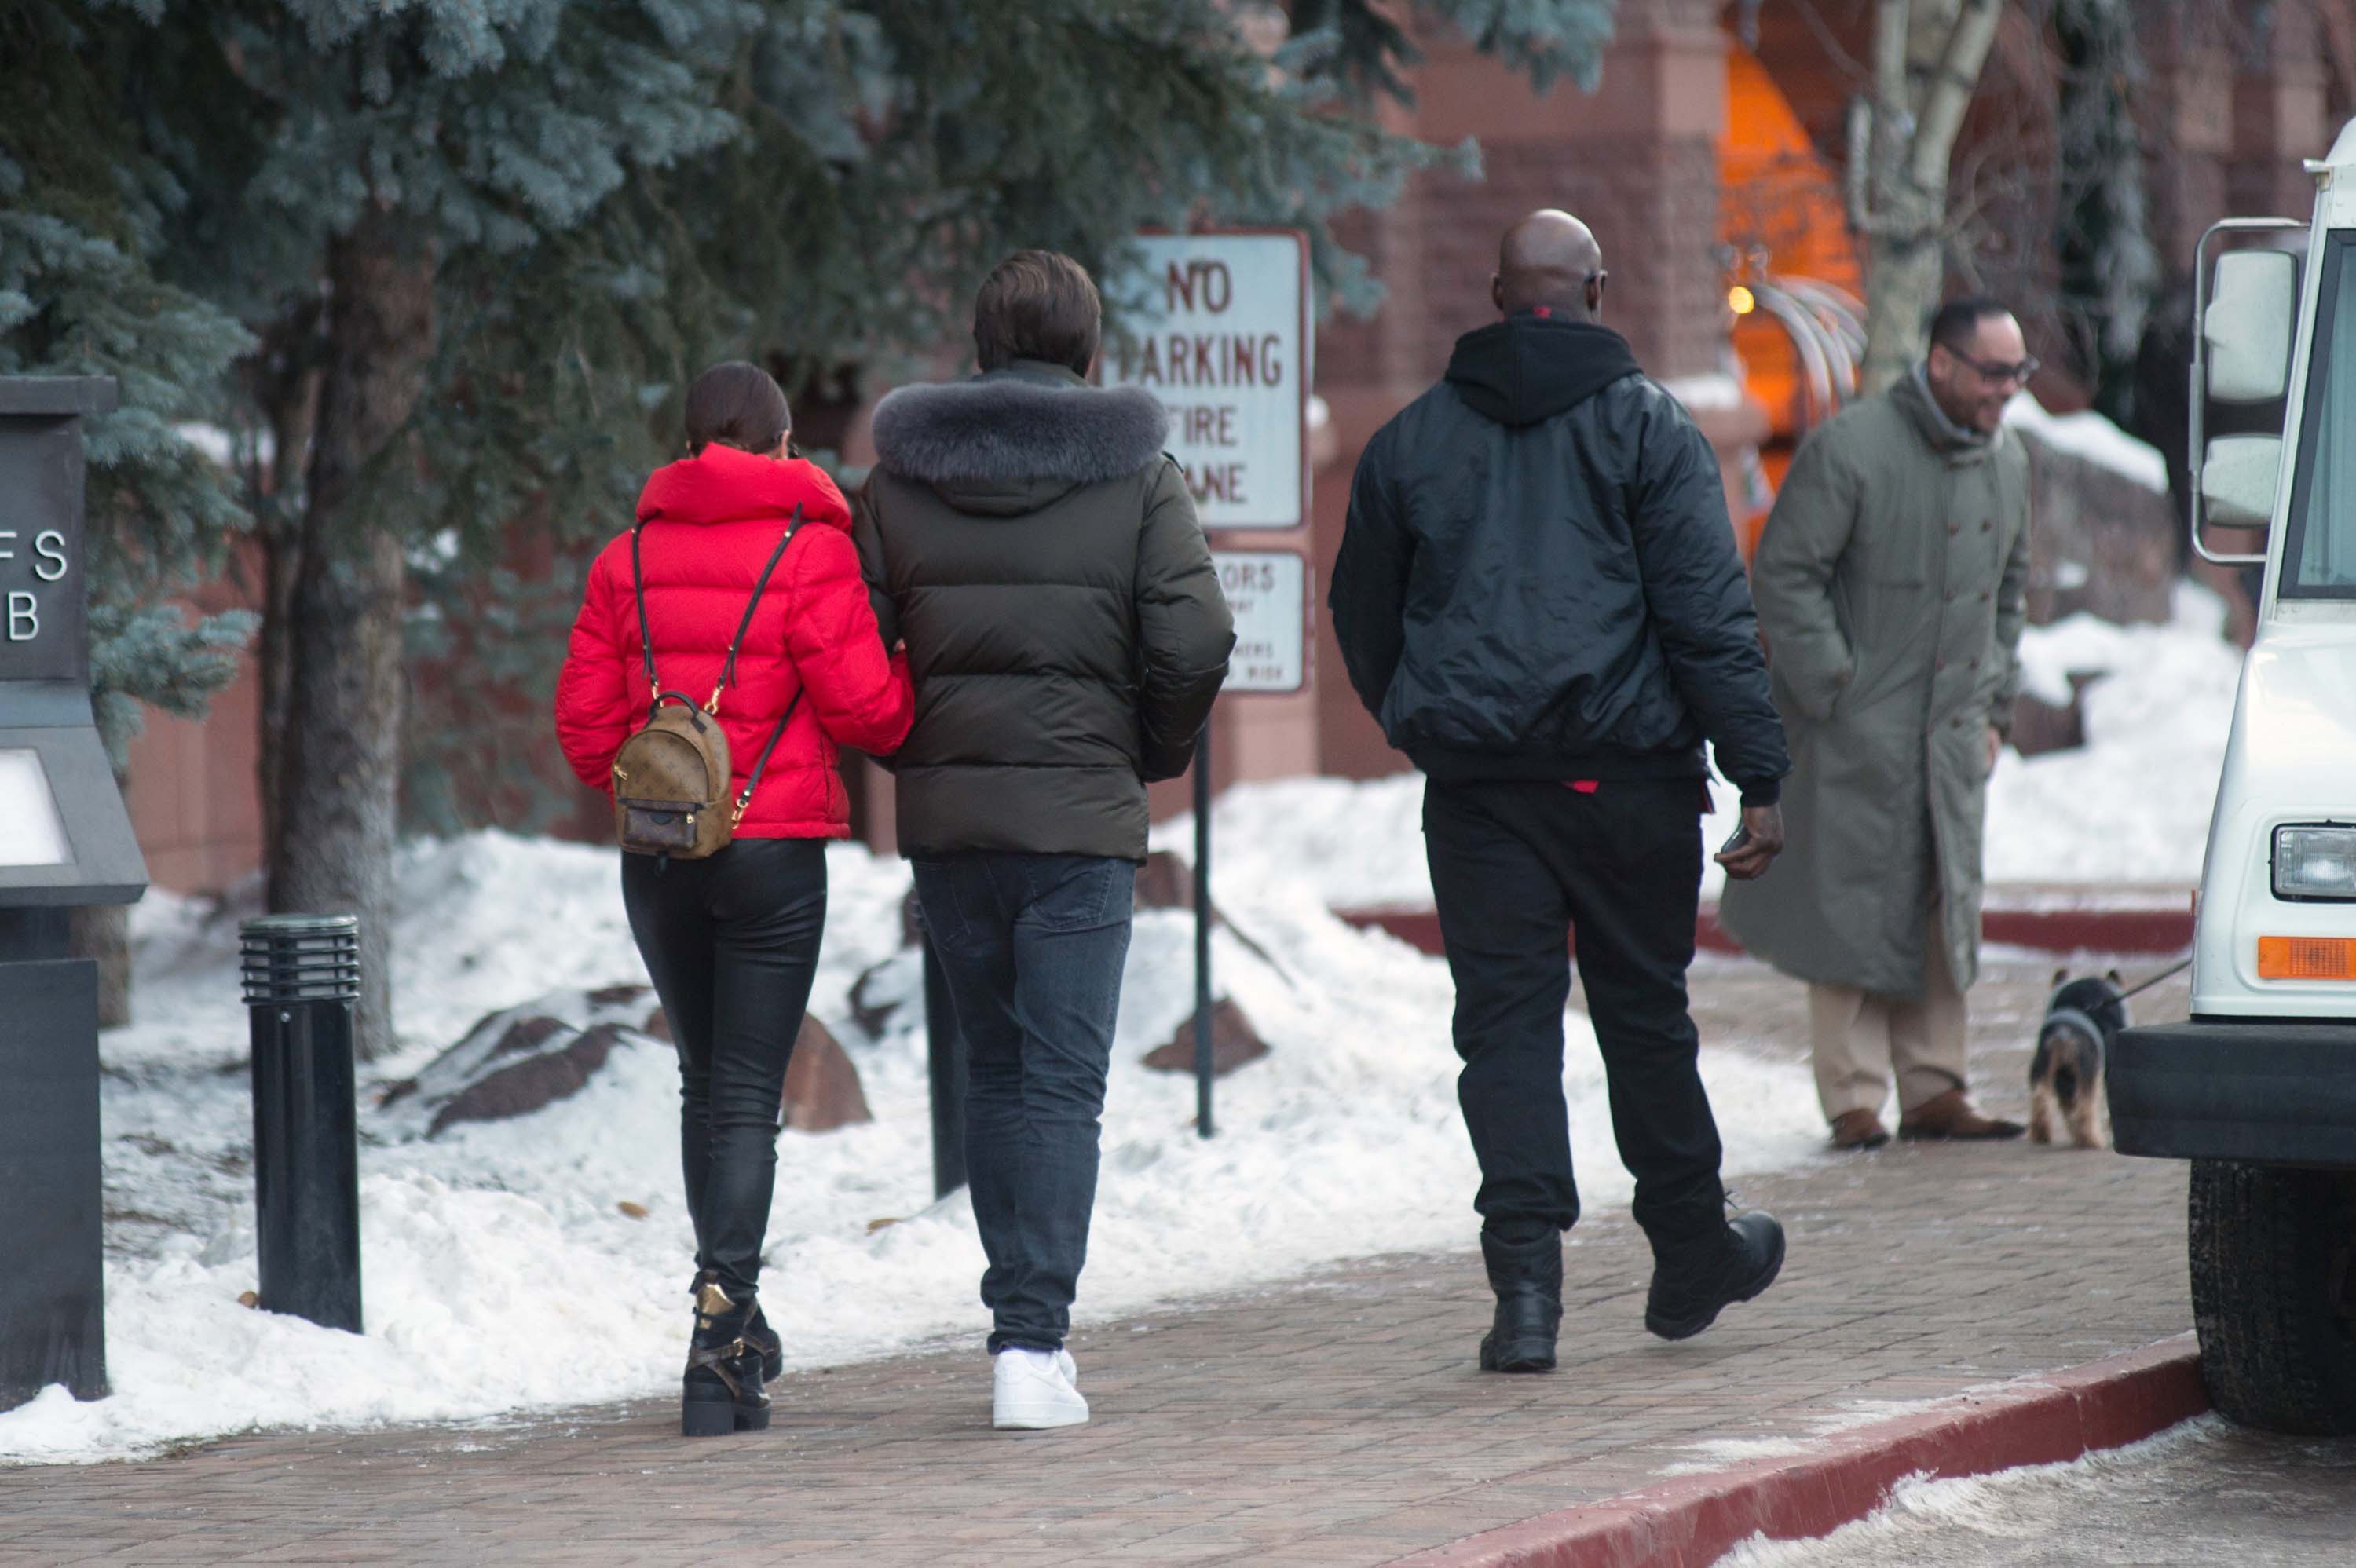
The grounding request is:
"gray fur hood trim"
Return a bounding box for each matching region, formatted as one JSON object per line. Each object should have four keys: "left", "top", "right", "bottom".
{"left": 871, "top": 375, "right": 1170, "bottom": 485}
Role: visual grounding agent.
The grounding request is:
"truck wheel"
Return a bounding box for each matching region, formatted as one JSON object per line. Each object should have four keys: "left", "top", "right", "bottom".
{"left": 2188, "top": 1159, "right": 2356, "bottom": 1435}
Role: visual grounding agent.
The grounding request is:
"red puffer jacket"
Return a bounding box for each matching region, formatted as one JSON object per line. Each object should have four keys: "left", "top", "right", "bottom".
{"left": 555, "top": 444, "right": 912, "bottom": 839}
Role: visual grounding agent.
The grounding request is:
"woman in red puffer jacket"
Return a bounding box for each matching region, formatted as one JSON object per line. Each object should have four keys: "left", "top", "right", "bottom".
{"left": 555, "top": 361, "right": 911, "bottom": 1438}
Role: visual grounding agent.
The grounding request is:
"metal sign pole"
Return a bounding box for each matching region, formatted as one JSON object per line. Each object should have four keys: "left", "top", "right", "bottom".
{"left": 923, "top": 931, "right": 968, "bottom": 1197}
{"left": 1193, "top": 720, "right": 1214, "bottom": 1139}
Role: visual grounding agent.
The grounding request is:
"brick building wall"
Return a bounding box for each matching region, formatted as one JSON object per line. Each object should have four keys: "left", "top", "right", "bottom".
{"left": 1311, "top": 0, "right": 1733, "bottom": 779}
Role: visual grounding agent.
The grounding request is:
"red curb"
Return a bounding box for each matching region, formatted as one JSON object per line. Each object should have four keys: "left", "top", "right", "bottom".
{"left": 1336, "top": 905, "right": 2194, "bottom": 959}
{"left": 1386, "top": 1333, "right": 2205, "bottom": 1568}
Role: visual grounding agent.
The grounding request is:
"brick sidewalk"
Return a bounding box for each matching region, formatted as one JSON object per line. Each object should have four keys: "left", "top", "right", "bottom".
{"left": 0, "top": 960, "right": 2196, "bottom": 1567}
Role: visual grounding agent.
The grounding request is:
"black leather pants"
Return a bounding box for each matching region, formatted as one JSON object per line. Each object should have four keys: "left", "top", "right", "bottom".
{"left": 621, "top": 838, "right": 827, "bottom": 1300}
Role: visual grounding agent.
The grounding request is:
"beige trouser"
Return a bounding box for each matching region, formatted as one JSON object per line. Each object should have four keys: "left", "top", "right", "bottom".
{"left": 1808, "top": 906, "right": 1968, "bottom": 1122}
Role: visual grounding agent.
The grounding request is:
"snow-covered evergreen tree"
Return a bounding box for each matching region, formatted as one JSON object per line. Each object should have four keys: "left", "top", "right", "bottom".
{"left": 0, "top": 5, "right": 258, "bottom": 767}
{"left": 1292, "top": 0, "right": 1618, "bottom": 101}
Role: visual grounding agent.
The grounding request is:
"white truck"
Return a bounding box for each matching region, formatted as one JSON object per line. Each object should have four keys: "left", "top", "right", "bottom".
{"left": 2106, "top": 121, "right": 2356, "bottom": 1436}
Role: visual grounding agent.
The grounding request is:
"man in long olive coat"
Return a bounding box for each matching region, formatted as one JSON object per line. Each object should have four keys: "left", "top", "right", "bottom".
{"left": 1720, "top": 297, "right": 2034, "bottom": 1150}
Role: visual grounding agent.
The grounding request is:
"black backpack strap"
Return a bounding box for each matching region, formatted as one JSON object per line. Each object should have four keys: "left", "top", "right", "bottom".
{"left": 712, "top": 504, "right": 805, "bottom": 711}
{"left": 732, "top": 687, "right": 807, "bottom": 827}
{"left": 725, "top": 506, "right": 809, "bottom": 826}
{"left": 630, "top": 524, "right": 660, "bottom": 708}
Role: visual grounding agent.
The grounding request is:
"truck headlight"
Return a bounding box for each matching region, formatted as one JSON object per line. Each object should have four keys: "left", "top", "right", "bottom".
{"left": 2272, "top": 824, "right": 2356, "bottom": 901}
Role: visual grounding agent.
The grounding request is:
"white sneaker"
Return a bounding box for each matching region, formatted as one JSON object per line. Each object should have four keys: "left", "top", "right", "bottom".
{"left": 993, "top": 1347, "right": 1088, "bottom": 1430}
{"left": 1056, "top": 1348, "right": 1078, "bottom": 1389}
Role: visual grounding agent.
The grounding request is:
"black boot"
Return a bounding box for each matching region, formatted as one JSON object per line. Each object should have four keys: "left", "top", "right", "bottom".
{"left": 1644, "top": 1210, "right": 1785, "bottom": 1342}
{"left": 1477, "top": 1230, "right": 1563, "bottom": 1373}
{"left": 682, "top": 1280, "right": 771, "bottom": 1436}
{"left": 691, "top": 1267, "right": 781, "bottom": 1381}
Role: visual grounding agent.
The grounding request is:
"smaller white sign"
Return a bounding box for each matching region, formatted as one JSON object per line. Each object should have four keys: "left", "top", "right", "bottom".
{"left": 1212, "top": 550, "right": 1308, "bottom": 695}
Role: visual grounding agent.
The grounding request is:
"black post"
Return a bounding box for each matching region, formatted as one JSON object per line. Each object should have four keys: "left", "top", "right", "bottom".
{"left": 923, "top": 934, "right": 968, "bottom": 1199}
{"left": 1194, "top": 723, "right": 1214, "bottom": 1139}
{"left": 240, "top": 914, "right": 363, "bottom": 1333}
{"left": 0, "top": 911, "right": 105, "bottom": 1406}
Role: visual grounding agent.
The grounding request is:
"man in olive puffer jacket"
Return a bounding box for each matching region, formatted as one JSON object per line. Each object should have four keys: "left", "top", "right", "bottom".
{"left": 1332, "top": 210, "right": 1792, "bottom": 1373}
{"left": 856, "top": 250, "right": 1233, "bottom": 1431}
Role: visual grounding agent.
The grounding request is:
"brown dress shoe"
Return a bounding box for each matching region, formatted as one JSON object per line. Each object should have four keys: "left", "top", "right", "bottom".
{"left": 1829, "top": 1110, "right": 1892, "bottom": 1150}
{"left": 1897, "top": 1087, "right": 2025, "bottom": 1141}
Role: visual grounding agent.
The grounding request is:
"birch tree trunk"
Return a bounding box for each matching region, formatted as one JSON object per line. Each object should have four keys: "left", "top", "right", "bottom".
{"left": 1857, "top": 0, "right": 2007, "bottom": 396}
{"left": 265, "top": 211, "right": 434, "bottom": 1061}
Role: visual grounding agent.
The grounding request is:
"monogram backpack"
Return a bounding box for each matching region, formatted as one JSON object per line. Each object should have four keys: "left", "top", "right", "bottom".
{"left": 609, "top": 505, "right": 803, "bottom": 857}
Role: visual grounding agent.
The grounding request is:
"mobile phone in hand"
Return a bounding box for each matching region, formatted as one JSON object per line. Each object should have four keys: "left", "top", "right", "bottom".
{"left": 1718, "top": 824, "right": 1751, "bottom": 857}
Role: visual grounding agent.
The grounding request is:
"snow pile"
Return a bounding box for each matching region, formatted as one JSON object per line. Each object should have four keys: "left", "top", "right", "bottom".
{"left": 1153, "top": 773, "right": 1432, "bottom": 910}
{"left": 3, "top": 828, "right": 1824, "bottom": 1463}
{"left": 2004, "top": 393, "right": 2169, "bottom": 494}
{"left": 1983, "top": 582, "right": 2241, "bottom": 886}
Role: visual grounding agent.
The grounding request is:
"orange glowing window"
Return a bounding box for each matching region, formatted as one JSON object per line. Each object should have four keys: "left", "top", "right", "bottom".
{"left": 2255, "top": 936, "right": 2356, "bottom": 979}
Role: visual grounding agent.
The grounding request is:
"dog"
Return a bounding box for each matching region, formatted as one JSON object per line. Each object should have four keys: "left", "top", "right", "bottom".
{"left": 2030, "top": 970, "right": 2127, "bottom": 1150}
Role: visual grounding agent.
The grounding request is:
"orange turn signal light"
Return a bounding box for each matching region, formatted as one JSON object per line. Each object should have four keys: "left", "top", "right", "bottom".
{"left": 2256, "top": 936, "right": 2356, "bottom": 980}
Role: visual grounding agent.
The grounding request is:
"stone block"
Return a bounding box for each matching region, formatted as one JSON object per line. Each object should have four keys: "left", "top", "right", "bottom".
{"left": 1143, "top": 997, "right": 1269, "bottom": 1077}
{"left": 783, "top": 1015, "right": 872, "bottom": 1132}
{"left": 1133, "top": 849, "right": 1198, "bottom": 912}
{"left": 2014, "top": 426, "right": 2177, "bottom": 629}
{"left": 380, "top": 1003, "right": 632, "bottom": 1138}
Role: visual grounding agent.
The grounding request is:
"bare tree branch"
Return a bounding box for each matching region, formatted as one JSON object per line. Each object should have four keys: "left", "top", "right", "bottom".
{"left": 1874, "top": 0, "right": 1911, "bottom": 130}
{"left": 1908, "top": 0, "right": 2006, "bottom": 194}
{"left": 1791, "top": 0, "right": 1874, "bottom": 87}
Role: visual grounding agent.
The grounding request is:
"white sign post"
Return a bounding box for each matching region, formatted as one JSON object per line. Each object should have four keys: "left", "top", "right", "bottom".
{"left": 1104, "top": 232, "right": 1309, "bottom": 532}
{"left": 1211, "top": 550, "right": 1308, "bottom": 694}
{"left": 1107, "top": 232, "right": 1312, "bottom": 1142}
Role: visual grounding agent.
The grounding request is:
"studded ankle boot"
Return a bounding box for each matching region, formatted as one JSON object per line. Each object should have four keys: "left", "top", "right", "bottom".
{"left": 682, "top": 1280, "right": 771, "bottom": 1436}
{"left": 690, "top": 1267, "right": 782, "bottom": 1381}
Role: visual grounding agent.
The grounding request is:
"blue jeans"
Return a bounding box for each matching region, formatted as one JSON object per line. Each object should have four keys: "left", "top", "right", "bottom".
{"left": 912, "top": 853, "right": 1135, "bottom": 1354}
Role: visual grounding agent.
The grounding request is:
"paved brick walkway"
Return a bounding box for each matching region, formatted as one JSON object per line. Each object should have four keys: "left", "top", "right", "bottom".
{"left": 0, "top": 959, "right": 2196, "bottom": 1566}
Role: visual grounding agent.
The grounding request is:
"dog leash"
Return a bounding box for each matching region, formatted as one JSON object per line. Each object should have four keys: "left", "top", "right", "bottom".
{"left": 2117, "top": 956, "right": 2193, "bottom": 1001}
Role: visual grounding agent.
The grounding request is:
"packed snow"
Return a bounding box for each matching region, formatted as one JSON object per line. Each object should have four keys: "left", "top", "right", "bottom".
{"left": 1163, "top": 582, "right": 2242, "bottom": 908}
{"left": 3, "top": 825, "right": 1827, "bottom": 1464}
{"left": 1713, "top": 1416, "right": 2219, "bottom": 1566}
{"left": 2003, "top": 393, "right": 2169, "bottom": 494}
{"left": 1984, "top": 582, "right": 2243, "bottom": 886}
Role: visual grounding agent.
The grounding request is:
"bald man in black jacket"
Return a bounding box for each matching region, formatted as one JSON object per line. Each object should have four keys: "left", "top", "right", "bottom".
{"left": 1331, "top": 210, "right": 1792, "bottom": 1371}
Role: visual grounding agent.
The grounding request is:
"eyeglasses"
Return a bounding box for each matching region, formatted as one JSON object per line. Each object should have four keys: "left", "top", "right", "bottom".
{"left": 1948, "top": 350, "right": 2040, "bottom": 386}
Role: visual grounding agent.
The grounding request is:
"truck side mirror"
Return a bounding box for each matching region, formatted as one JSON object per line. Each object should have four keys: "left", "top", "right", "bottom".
{"left": 2205, "top": 249, "right": 2297, "bottom": 401}
{"left": 2191, "top": 223, "right": 2307, "bottom": 565}
{"left": 2202, "top": 434, "right": 2286, "bottom": 528}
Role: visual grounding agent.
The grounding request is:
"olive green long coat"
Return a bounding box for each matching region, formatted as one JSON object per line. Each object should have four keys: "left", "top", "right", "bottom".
{"left": 1718, "top": 370, "right": 2031, "bottom": 997}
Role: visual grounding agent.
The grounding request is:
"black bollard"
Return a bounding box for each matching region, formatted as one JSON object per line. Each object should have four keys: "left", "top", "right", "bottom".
{"left": 240, "top": 914, "right": 364, "bottom": 1333}
{"left": 920, "top": 930, "right": 968, "bottom": 1201}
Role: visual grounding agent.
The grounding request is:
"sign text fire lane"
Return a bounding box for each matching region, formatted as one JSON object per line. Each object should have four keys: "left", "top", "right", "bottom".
{"left": 1105, "top": 232, "right": 1308, "bottom": 532}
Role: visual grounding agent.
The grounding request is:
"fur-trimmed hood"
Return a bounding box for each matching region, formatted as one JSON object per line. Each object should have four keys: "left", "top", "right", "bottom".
{"left": 869, "top": 360, "right": 1169, "bottom": 516}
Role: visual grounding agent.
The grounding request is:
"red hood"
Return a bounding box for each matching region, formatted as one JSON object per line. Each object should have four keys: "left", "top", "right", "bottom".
{"left": 635, "top": 444, "right": 851, "bottom": 532}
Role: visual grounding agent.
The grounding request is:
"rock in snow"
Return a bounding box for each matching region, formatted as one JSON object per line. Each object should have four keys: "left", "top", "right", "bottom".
{"left": 1142, "top": 996, "right": 1269, "bottom": 1077}
{"left": 782, "top": 1015, "right": 872, "bottom": 1132}
{"left": 386, "top": 987, "right": 870, "bottom": 1135}
{"left": 380, "top": 988, "right": 656, "bottom": 1137}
